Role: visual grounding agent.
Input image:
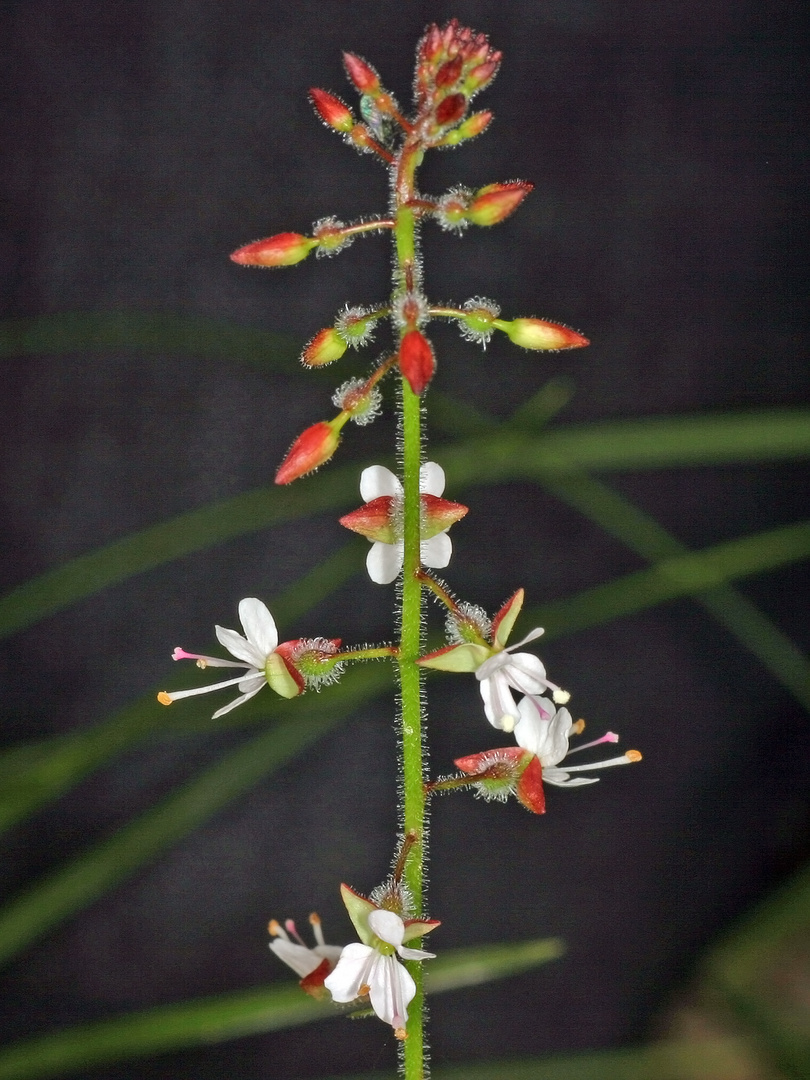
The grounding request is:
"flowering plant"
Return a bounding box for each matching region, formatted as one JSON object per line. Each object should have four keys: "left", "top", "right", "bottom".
{"left": 160, "top": 18, "right": 640, "bottom": 1075}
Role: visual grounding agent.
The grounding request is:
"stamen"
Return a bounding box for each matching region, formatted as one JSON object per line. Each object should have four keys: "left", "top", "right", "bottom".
{"left": 570, "top": 719, "right": 586, "bottom": 735}
{"left": 567, "top": 731, "right": 619, "bottom": 754}
{"left": 563, "top": 753, "right": 639, "bottom": 772}
{"left": 309, "top": 912, "right": 325, "bottom": 947}
{"left": 157, "top": 692, "right": 172, "bottom": 706}
{"left": 551, "top": 687, "right": 571, "bottom": 704}
{"left": 394, "top": 1027, "right": 408, "bottom": 1041}
{"left": 157, "top": 673, "right": 249, "bottom": 702}
{"left": 358, "top": 983, "right": 371, "bottom": 997}
{"left": 268, "top": 919, "right": 288, "bottom": 940}
{"left": 501, "top": 714, "right": 516, "bottom": 733}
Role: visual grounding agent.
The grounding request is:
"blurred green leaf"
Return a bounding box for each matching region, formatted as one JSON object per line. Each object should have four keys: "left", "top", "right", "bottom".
{"left": 3, "top": 410, "right": 809, "bottom": 640}
{"left": 0, "top": 937, "right": 562, "bottom": 1080}
{"left": 702, "top": 862, "right": 810, "bottom": 1080}
{"left": 0, "top": 311, "right": 299, "bottom": 370}
{"left": 318, "top": 1036, "right": 773, "bottom": 1079}
{"left": 0, "top": 544, "right": 363, "bottom": 835}
{"left": 531, "top": 519, "right": 810, "bottom": 637}
{"left": 0, "top": 665, "right": 393, "bottom": 968}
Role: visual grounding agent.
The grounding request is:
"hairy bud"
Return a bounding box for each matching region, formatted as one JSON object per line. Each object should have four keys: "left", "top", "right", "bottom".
{"left": 275, "top": 418, "right": 346, "bottom": 485}
{"left": 230, "top": 232, "right": 317, "bottom": 268}
{"left": 302, "top": 328, "right": 348, "bottom": 367}
{"left": 343, "top": 52, "right": 380, "bottom": 94}
{"left": 496, "top": 317, "right": 590, "bottom": 351}
{"left": 309, "top": 88, "right": 354, "bottom": 133}
{"left": 468, "top": 182, "right": 533, "bottom": 226}
{"left": 399, "top": 330, "right": 435, "bottom": 395}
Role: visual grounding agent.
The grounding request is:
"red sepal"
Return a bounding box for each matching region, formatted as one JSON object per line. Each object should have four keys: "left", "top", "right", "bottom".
{"left": 271, "top": 642, "right": 307, "bottom": 694}
{"left": 299, "top": 957, "right": 333, "bottom": 999}
{"left": 399, "top": 330, "right": 435, "bottom": 395}
{"left": 515, "top": 753, "right": 546, "bottom": 814}
{"left": 339, "top": 496, "right": 395, "bottom": 542}
{"left": 435, "top": 93, "right": 467, "bottom": 127}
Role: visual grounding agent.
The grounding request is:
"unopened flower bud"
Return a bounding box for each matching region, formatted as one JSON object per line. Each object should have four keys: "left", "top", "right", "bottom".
{"left": 230, "top": 232, "right": 317, "bottom": 268}
{"left": 468, "top": 182, "right": 533, "bottom": 226}
{"left": 496, "top": 317, "right": 590, "bottom": 351}
{"left": 302, "top": 328, "right": 348, "bottom": 367}
{"left": 436, "top": 110, "right": 493, "bottom": 147}
{"left": 309, "top": 88, "right": 354, "bottom": 133}
{"left": 275, "top": 416, "right": 347, "bottom": 485}
{"left": 399, "top": 330, "right": 435, "bottom": 395}
{"left": 435, "top": 93, "right": 467, "bottom": 127}
{"left": 464, "top": 58, "right": 500, "bottom": 93}
{"left": 343, "top": 52, "right": 380, "bottom": 93}
{"left": 435, "top": 55, "right": 463, "bottom": 87}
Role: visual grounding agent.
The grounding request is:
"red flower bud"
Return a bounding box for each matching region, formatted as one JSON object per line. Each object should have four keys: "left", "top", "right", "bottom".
{"left": 435, "top": 55, "right": 463, "bottom": 87}
{"left": 309, "top": 88, "right": 354, "bottom": 133}
{"left": 437, "top": 109, "right": 493, "bottom": 146}
{"left": 275, "top": 418, "right": 344, "bottom": 485}
{"left": 435, "top": 93, "right": 467, "bottom": 127}
{"left": 302, "top": 328, "right": 348, "bottom": 367}
{"left": 342, "top": 52, "right": 380, "bottom": 93}
{"left": 399, "top": 330, "right": 435, "bottom": 395}
{"left": 468, "top": 182, "right": 533, "bottom": 226}
{"left": 497, "top": 317, "right": 590, "bottom": 351}
{"left": 231, "top": 232, "right": 316, "bottom": 268}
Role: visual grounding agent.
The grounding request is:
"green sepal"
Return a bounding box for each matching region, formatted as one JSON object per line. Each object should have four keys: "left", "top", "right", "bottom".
{"left": 402, "top": 918, "right": 441, "bottom": 943}
{"left": 492, "top": 588, "right": 524, "bottom": 648}
{"left": 264, "top": 653, "right": 302, "bottom": 699}
{"left": 340, "top": 883, "right": 377, "bottom": 945}
{"left": 417, "top": 642, "right": 491, "bottom": 672}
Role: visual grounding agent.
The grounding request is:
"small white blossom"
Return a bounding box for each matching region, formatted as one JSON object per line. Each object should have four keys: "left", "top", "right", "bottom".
{"left": 475, "top": 629, "right": 569, "bottom": 732}
{"left": 269, "top": 914, "right": 343, "bottom": 981}
{"left": 514, "top": 695, "right": 640, "bottom": 786}
{"left": 324, "top": 909, "right": 435, "bottom": 1038}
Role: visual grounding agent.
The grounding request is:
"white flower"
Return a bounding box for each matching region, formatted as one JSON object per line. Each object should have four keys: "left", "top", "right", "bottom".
{"left": 475, "top": 629, "right": 569, "bottom": 733}
{"left": 514, "top": 695, "right": 640, "bottom": 786}
{"left": 324, "top": 909, "right": 435, "bottom": 1038}
{"left": 158, "top": 597, "right": 300, "bottom": 719}
{"left": 357, "top": 462, "right": 457, "bottom": 585}
{"left": 269, "top": 914, "right": 343, "bottom": 982}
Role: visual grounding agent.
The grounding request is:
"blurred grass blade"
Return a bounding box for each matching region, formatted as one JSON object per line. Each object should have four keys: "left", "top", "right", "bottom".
{"left": 533, "top": 467, "right": 810, "bottom": 712}
{"left": 318, "top": 1036, "right": 773, "bottom": 1080}
{"left": 0, "top": 312, "right": 300, "bottom": 371}
{"left": 0, "top": 665, "right": 392, "bottom": 968}
{"left": 0, "top": 938, "right": 562, "bottom": 1080}
{"left": 3, "top": 410, "right": 810, "bottom": 640}
{"left": 702, "top": 861, "right": 810, "bottom": 1080}
{"left": 0, "top": 544, "right": 362, "bottom": 835}
{"left": 532, "top": 518, "right": 810, "bottom": 638}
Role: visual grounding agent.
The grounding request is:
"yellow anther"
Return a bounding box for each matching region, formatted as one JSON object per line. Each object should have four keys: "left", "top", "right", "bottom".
{"left": 196, "top": 658, "right": 208, "bottom": 669}
{"left": 358, "top": 984, "right": 371, "bottom": 998}
{"left": 626, "top": 750, "right": 642, "bottom": 762}
{"left": 309, "top": 912, "right": 322, "bottom": 926}
{"left": 501, "top": 714, "right": 516, "bottom": 733}
{"left": 394, "top": 1027, "right": 408, "bottom": 1041}
{"left": 268, "top": 919, "right": 282, "bottom": 936}
{"left": 571, "top": 719, "right": 586, "bottom": 735}
{"left": 157, "top": 691, "right": 173, "bottom": 706}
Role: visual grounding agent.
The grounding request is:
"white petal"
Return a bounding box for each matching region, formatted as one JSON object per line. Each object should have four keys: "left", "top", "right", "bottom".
{"left": 504, "top": 627, "right": 545, "bottom": 651}
{"left": 513, "top": 696, "right": 548, "bottom": 757}
{"left": 420, "top": 532, "right": 452, "bottom": 568}
{"left": 238, "top": 672, "right": 266, "bottom": 693}
{"left": 368, "top": 953, "right": 416, "bottom": 1030}
{"left": 368, "top": 909, "right": 405, "bottom": 948}
{"left": 238, "top": 597, "right": 278, "bottom": 656}
{"left": 479, "top": 671, "right": 519, "bottom": 730}
{"left": 269, "top": 939, "right": 324, "bottom": 979}
{"left": 419, "top": 461, "right": 445, "bottom": 496}
{"left": 543, "top": 706, "right": 573, "bottom": 766}
{"left": 323, "top": 943, "right": 376, "bottom": 1002}
{"left": 543, "top": 768, "right": 600, "bottom": 787}
{"left": 397, "top": 944, "right": 436, "bottom": 960}
{"left": 360, "top": 465, "right": 401, "bottom": 501}
{"left": 215, "top": 625, "right": 267, "bottom": 668}
{"left": 366, "top": 541, "right": 403, "bottom": 584}
{"left": 210, "top": 682, "right": 265, "bottom": 719}
{"left": 503, "top": 652, "right": 549, "bottom": 695}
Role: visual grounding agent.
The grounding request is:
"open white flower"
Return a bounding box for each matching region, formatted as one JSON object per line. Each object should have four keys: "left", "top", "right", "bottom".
{"left": 158, "top": 597, "right": 301, "bottom": 718}
{"left": 269, "top": 913, "right": 343, "bottom": 998}
{"left": 324, "top": 908, "right": 435, "bottom": 1038}
{"left": 514, "top": 695, "right": 641, "bottom": 786}
{"left": 339, "top": 462, "right": 467, "bottom": 585}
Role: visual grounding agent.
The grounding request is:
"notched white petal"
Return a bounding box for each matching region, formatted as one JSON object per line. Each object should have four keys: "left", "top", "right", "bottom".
{"left": 419, "top": 461, "right": 446, "bottom": 496}
{"left": 367, "top": 540, "right": 404, "bottom": 584}
{"left": 421, "top": 531, "right": 452, "bottom": 568}
{"left": 360, "top": 464, "right": 401, "bottom": 502}
{"left": 238, "top": 597, "right": 278, "bottom": 656}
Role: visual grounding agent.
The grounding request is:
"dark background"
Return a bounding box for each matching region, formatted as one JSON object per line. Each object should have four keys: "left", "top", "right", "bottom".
{"left": 1, "top": 1, "right": 808, "bottom": 1077}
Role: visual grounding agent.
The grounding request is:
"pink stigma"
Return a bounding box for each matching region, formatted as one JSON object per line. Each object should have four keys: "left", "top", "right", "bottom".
{"left": 172, "top": 648, "right": 199, "bottom": 662}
